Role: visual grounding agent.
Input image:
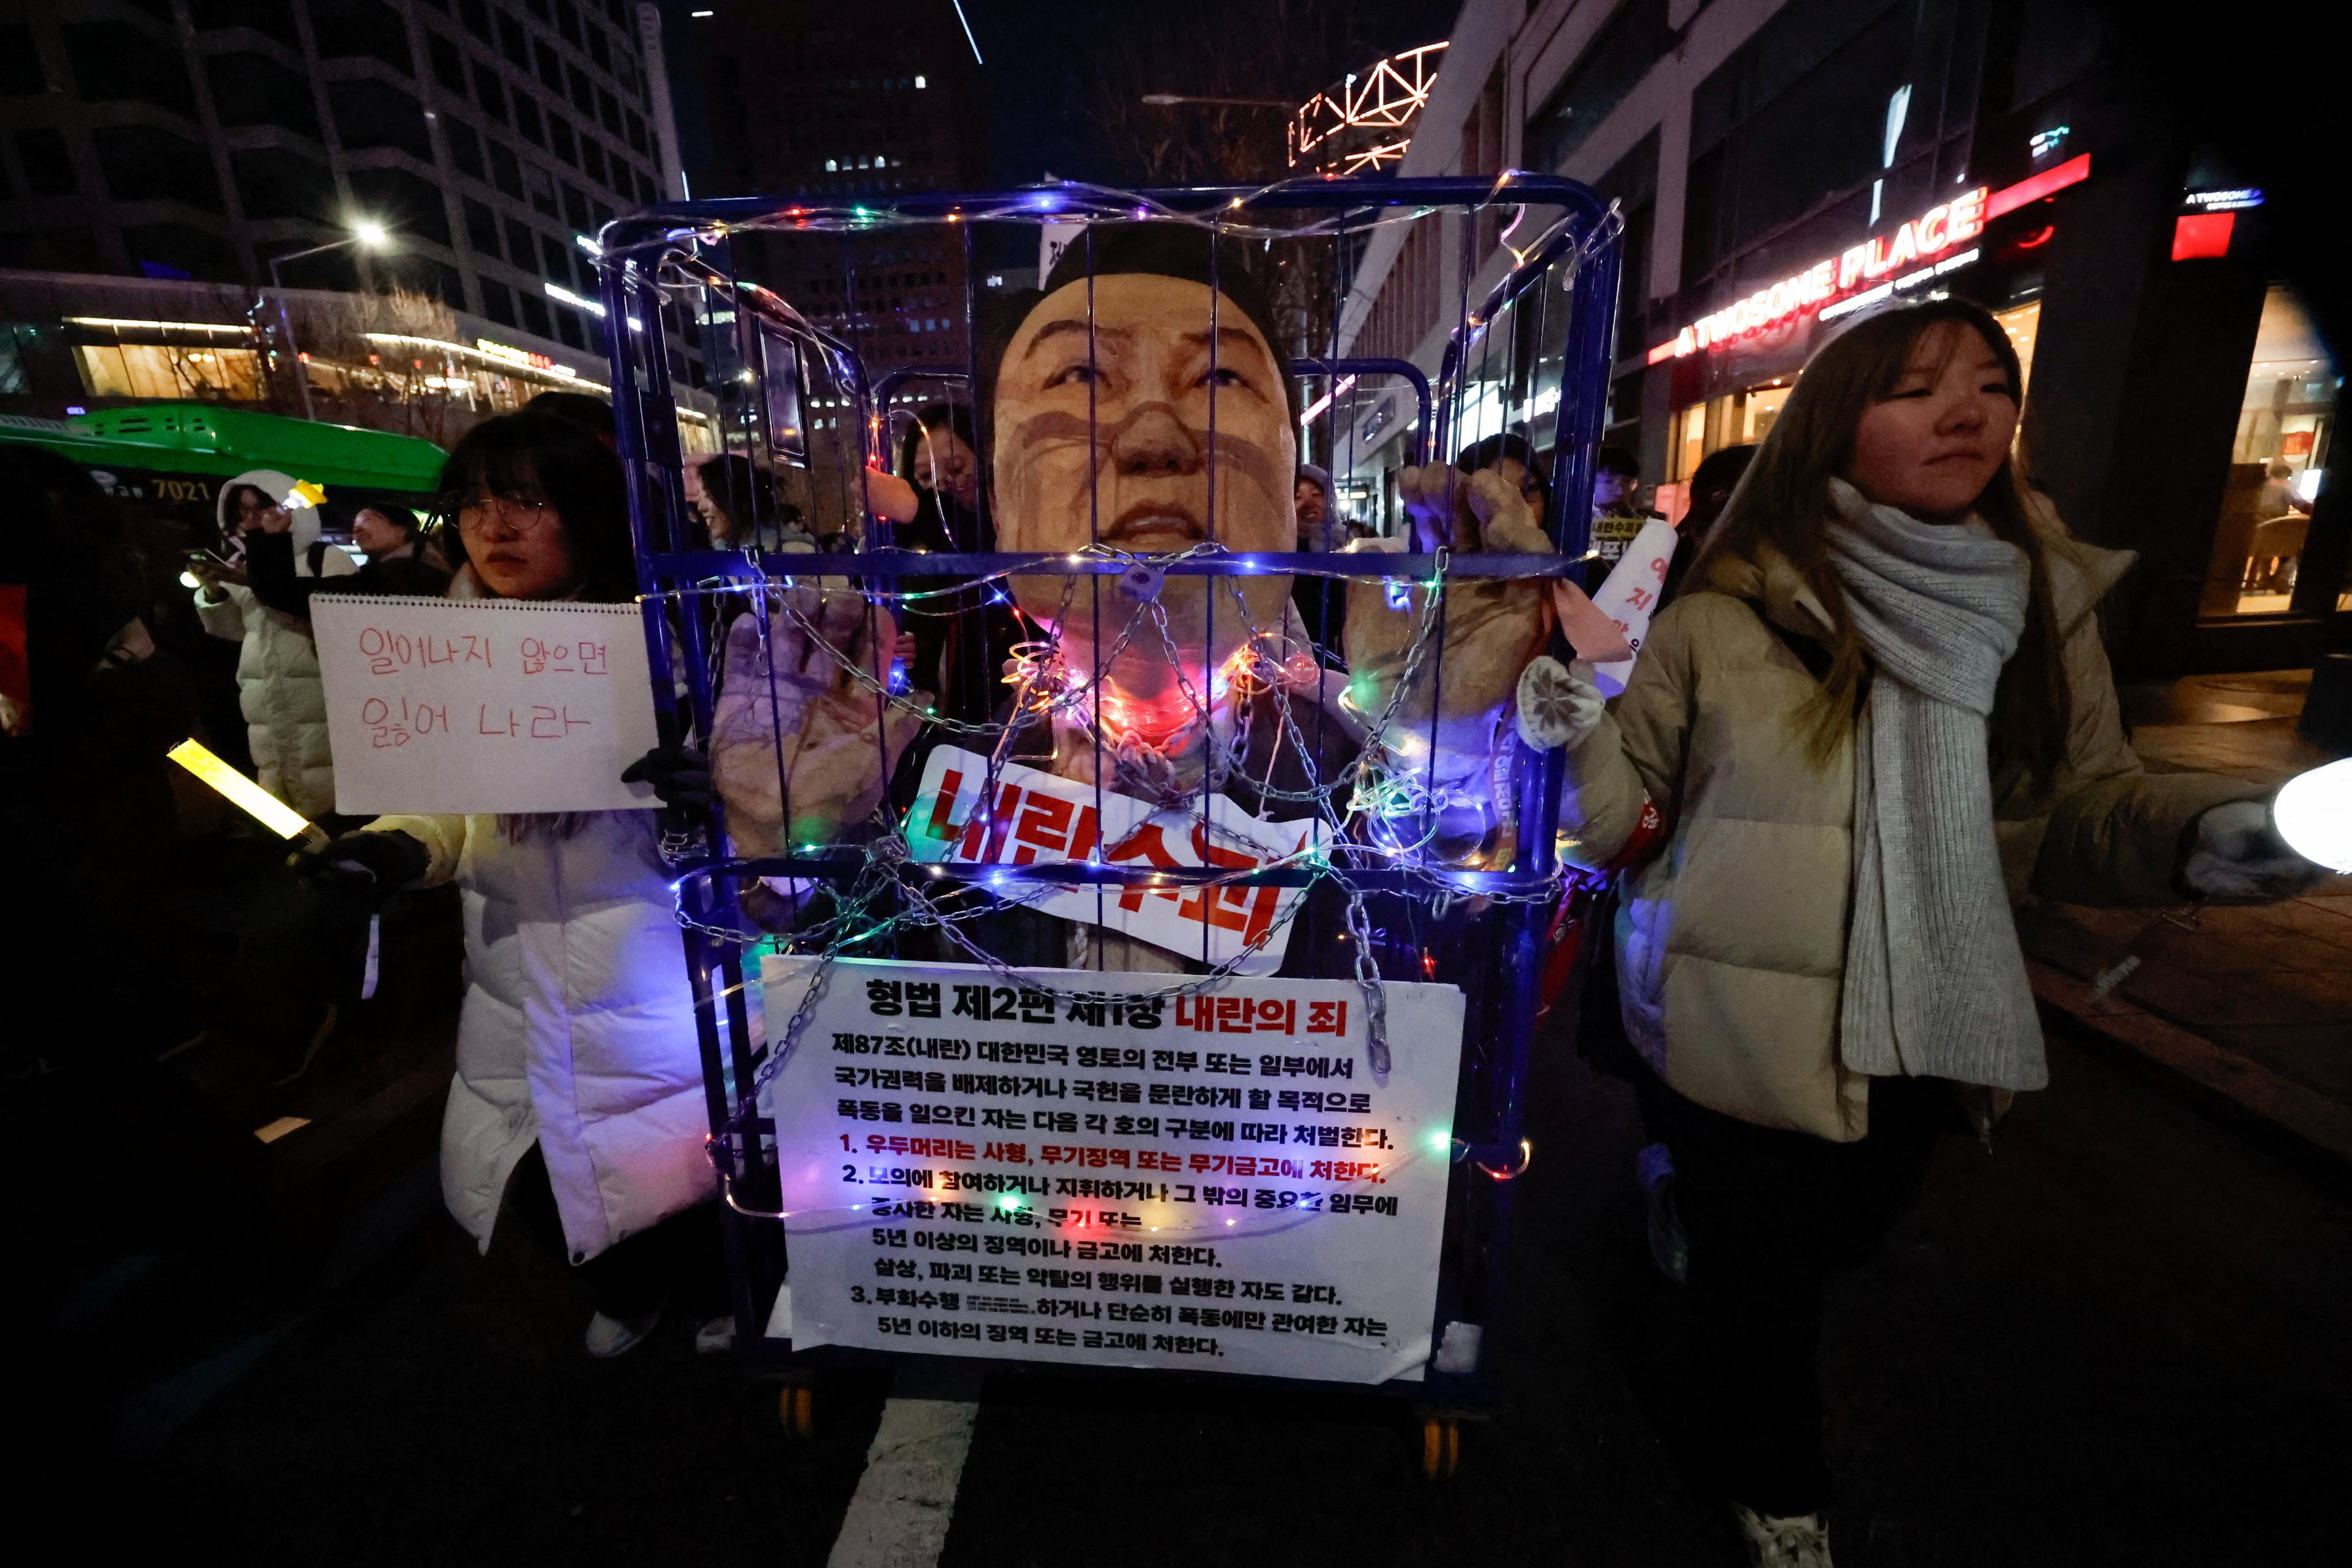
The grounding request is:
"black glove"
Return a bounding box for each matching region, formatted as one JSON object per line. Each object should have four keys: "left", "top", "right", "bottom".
{"left": 621, "top": 744, "right": 714, "bottom": 813}
{"left": 296, "top": 829, "right": 431, "bottom": 898}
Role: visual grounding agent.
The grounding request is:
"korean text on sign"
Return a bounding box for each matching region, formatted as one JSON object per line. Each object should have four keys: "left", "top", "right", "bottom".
{"left": 905, "top": 746, "right": 1323, "bottom": 975}
{"left": 311, "top": 594, "right": 659, "bottom": 815}
{"left": 760, "top": 956, "right": 1466, "bottom": 1384}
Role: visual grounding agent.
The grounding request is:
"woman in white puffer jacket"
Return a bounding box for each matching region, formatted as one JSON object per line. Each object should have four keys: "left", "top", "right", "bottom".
{"left": 188, "top": 469, "right": 356, "bottom": 817}
{"left": 319, "top": 415, "right": 719, "bottom": 1358}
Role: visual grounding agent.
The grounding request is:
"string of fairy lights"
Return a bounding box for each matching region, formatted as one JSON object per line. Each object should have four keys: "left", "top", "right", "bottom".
{"left": 622, "top": 185, "right": 1624, "bottom": 1210}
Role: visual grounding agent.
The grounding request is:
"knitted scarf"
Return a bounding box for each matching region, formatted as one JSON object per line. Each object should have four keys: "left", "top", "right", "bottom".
{"left": 1826, "top": 479, "right": 2046, "bottom": 1091}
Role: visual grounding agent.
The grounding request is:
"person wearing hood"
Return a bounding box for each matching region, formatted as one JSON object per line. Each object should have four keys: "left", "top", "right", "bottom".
{"left": 1527, "top": 298, "right": 2324, "bottom": 1562}
{"left": 185, "top": 470, "right": 357, "bottom": 819}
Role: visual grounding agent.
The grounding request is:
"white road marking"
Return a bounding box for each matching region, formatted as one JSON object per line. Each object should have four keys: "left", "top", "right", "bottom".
{"left": 825, "top": 1373, "right": 982, "bottom": 1568}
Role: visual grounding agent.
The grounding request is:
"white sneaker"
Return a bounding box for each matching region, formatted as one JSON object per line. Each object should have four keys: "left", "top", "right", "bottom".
{"left": 583, "top": 1303, "right": 663, "bottom": 1358}
{"left": 1732, "top": 1503, "right": 1832, "bottom": 1567}
{"left": 694, "top": 1315, "right": 736, "bottom": 1356}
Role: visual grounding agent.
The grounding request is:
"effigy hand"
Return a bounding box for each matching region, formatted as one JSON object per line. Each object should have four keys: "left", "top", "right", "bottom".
{"left": 1393, "top": 464, "right": 1552, "bottom": 555}
{"left": 1343, "top": 465, "right": 1557, "bottom": 845}
{"left": 709, "top": 580, "right": 927, "bottom": 854}
{"left": 1345, "top": 465, "right": 1562, "bottom": 870}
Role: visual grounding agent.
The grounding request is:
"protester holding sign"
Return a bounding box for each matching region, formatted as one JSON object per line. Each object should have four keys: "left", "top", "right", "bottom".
{"left": 311, "top": 412, "right": 718, "bottom": 1359}
{"left": 1525, "top": 299, "right": 2325, "bottom": 1557}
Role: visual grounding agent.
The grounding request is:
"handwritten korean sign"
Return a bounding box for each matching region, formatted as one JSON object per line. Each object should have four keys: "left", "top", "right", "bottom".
{"left": 1587, "top": 516, "right": 1681, "bottom": 697}
{"left": 311, "top": 595, "right": 659, "bottom": 814}
{"left": 759, "top": 956, "right": 1465, "bottom": 1384}
{"left": 905, "top": 746, "right": 1325, "bottom": 975}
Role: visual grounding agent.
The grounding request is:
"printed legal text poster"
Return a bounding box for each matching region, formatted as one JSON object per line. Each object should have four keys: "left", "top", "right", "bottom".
{"left": 759, "top": 956, "right": 1465, "bottom": 1385}
{"left": 312, "top": 595, "right": 659, "bottom": 814}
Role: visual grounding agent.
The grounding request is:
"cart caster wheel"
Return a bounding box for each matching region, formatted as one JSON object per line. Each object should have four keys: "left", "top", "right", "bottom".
{"left": 1418, "top": 1416, "right": 1460, "bottom": 1482}
{"left": 778, "top": 1381, "right": 817, "bottom": 1439}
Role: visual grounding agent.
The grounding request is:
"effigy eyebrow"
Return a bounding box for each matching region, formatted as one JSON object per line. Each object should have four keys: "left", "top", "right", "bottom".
{"left": 1181, "top": 326, "right": 1273, "bottom": 372}
{"left": 1021, "top": 318, "right": 1133, "bottom": 357}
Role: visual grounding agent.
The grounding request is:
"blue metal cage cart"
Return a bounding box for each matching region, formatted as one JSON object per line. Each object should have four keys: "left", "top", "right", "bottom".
{"left": 593, "top": 173, "right": 1620, "bottom": 1472}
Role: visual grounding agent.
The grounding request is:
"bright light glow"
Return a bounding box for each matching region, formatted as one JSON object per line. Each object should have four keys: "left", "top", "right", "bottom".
{"left": 947, "top": 0, "right": 982, "bottom": 64}
{"left": 168, "top": 739, "right": 322, "bottom": 847}
{"left": 2274, "top": 759, "right": 2352, "bottom": 872}
{"left": 546, "top": 281, "right": 608, "bottom": 319}
{"left": 915, "top": 75, "right": 927, "bottom": 88}
{"left": 65, "top": 316, "right": 249, "bottom": 335}
{"left": 366, "top": 332, "right": 611, "bottom": 392}
{"left": 179, "top": 570, "right": 202, "bottom": 589}
{"left": 1648, "top": 163, "right": 2090, "bottom": 361}
{"left": 573, "top": 233, "right": 601, "bottom": 257}
{"left": 1290, "top": 41, "right": 1446, "bottom": 176}
{"left": 1426, "top": 1129, "right": 1451, "bottom": 1154}
{"left": 351, "top": 219, "right": 390, "bottom": 249}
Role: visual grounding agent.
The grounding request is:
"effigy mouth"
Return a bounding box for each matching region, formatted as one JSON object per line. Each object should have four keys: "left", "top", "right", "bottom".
{"left": 1103, "top": 501, "right": 1207, "bottom": 548}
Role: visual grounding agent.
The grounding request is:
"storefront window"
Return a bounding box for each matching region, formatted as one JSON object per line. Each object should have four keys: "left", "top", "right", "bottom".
{"left": 2199, "top": 285, "right": 2337, "bottom": 619}
{"left": 1739, "top": 381, "right": 1791, "bottom": 442}
{"left": 74, "top": 342, "right": 265, "bottom": 401}
{"left": 1994, "top": 299, "right": 2041, "bottom": 401}
{"left": 1667, "top": 379, "right": 1794, "bottom": 484}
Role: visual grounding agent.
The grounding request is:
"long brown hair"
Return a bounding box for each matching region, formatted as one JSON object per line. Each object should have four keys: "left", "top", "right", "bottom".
{"left": 1691, "top": 297, "right": 2070, "bottom": 790}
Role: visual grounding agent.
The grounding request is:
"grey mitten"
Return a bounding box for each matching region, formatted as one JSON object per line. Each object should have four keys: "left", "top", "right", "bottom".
{"left": 1515, "top": 655, "right": 1605, "bottom": 752}
{"left": 2181, "top": 799, "right": 2327, "bottom": 901}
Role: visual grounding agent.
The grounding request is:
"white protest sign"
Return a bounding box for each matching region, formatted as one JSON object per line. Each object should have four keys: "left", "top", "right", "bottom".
{"left": 905, "top": 746, "right": 1323, "bottom": 975}
{"left": 1038, "top": 221, "right": 1086, "bottom": 280}
{"left": 1588, "top": 515, "right": 1680, "bottom": 697}
{"left": 311, "top": 594, "right": 661, "bottom": 815}
{"left": 759, "top": 955, "right": 1465, "bottom": 1384}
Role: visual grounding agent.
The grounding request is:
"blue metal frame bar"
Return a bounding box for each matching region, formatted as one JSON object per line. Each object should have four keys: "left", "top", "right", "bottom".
{"left": 1292, "top": 356, "right": 1432, "bottom": 465}
{"left": 594, "top": 174, "right": 1609, "bottom": 258}
{"left": 646, "top": 549, "right": 1587, "bottom": 579}
{"left": 597, "top": 173, "right": 1616, "bottom": 1397}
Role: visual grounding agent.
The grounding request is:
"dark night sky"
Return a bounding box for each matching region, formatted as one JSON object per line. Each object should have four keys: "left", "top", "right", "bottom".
{"left": 961, "top": 0, "right": 1463, "bottom": 189}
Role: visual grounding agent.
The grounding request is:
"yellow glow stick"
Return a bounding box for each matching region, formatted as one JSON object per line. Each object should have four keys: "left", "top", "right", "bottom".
{"left": 167, "top": 739, "right": 329, "bottom": 851}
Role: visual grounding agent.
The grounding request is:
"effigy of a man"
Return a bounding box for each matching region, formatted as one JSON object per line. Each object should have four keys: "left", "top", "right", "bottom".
{"left": 987, "top": 223, "right": 1301, "bottom": 789}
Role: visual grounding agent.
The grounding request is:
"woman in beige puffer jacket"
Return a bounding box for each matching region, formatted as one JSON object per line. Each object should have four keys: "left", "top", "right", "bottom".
{"left": 1535, "top": 298, "right": 2319, "bottom": 1562}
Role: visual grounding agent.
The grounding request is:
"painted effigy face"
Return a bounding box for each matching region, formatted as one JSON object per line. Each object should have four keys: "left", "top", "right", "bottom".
{"left": 991, "top": 273, "right": 1296, "bottom": 700}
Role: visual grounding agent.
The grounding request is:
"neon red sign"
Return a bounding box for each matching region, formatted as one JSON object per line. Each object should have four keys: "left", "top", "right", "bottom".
{"left": 1648, "top": 157, "right": 2091, "bottom": 364}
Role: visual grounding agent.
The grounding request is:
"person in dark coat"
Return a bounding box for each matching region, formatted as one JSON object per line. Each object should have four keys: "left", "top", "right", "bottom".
{"left": 1659, "top": 444, "right": 1758, "bottom": 607}
{"left": 244, "top": 503, "right": 451, "bottom": 617}
{"left": 1290, "top": 462, "right": 1347, "bottom": 662}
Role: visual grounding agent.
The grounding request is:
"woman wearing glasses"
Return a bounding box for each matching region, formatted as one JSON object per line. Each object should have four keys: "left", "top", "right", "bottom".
{"left": 315, "top": 412, "right": 723, "bottom": 1358}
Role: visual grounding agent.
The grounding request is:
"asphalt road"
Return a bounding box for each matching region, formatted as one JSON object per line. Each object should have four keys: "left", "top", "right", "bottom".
{"left": 113, "top": 1020, "right": 2352, "bottom": 1566}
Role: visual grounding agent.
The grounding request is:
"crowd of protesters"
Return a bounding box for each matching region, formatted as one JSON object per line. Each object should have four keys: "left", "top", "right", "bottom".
{"left": 3, "top": 271, "right": 2331, "bottom": 1567}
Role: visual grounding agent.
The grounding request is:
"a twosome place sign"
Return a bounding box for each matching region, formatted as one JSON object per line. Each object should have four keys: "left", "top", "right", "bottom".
{"left": 1648, "top": 155, "right": 2092, "bottom": 364}
{"left": 1650, "top": 187, "right": 1990, "bottom": 364}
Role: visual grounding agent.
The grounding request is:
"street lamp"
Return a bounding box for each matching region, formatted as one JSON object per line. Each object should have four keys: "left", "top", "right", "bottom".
{"left": 1140, "top": 92, "right": 1295, "bottom": 109}
{"left": 265, "top": 220, "right": 393, "bottom": 421}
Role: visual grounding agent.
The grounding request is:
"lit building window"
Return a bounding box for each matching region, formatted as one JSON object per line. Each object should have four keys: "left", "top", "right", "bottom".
{"left": 2200, "top": 284, "right": 2338, "bottom": 619}
{"left": 74, "top": 343, "right": 265, "bottom": 401}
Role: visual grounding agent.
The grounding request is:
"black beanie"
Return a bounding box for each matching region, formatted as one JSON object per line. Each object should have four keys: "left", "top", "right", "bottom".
{"left": 978, "top": 223, "right": 1299, "bottom": 461}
